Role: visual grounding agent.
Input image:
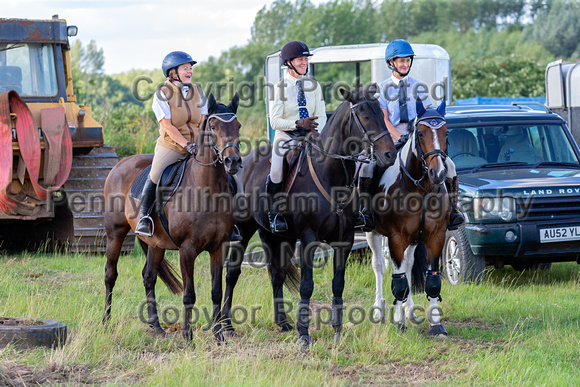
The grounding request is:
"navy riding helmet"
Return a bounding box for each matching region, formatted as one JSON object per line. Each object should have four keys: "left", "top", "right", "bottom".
{"left": 281, "top": 41, "right": 312, "bottom": 75}
{"left": 384, "top": 39, "right": 415, "bottom": 76}
{"left": 162, "top": 51, "right": 197, "bottom": 78}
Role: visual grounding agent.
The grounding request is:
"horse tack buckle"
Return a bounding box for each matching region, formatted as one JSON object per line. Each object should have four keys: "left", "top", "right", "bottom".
{"left": 336, "top": 206, "right": 344, "bottom": 216}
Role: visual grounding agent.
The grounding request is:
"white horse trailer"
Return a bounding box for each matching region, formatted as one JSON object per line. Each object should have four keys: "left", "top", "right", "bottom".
{"left": 264, "top": 43, "right": 451, "bottom": 141}
{"left": 546, "top": 60, "right": 580, "bottom": 145}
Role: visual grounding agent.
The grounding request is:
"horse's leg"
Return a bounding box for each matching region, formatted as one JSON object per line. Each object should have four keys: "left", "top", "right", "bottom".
{"left": 402, "top": 245, "right": 420, "bottom": 325}
{"left": 388, "top": 236, "right": 408, "bottom": 331}
{"left": 103, "top": 223, "right": 131, "bottom": 328}
{"left": 329, "top": 237, "right": 351, "bottom": 343}
{"left": 260, "top": 228, "right": 296, "bottom": 332}
{"left": 426, "top": 256, "right": 447, "bottom": 337}
{"left": 142, "top": 245, "right": 166, "bottom": 335}
{"left": 209, "top": 245, "right": 227, "bottom": 343}
{"left": 222, "top": 220, "right": 258, "bottom": 332}
{"left": 296, "top": 233, "right": 318, "bottom": 347}
{"left": 179, "top": 242, "right": 198, "bottom": 343}
{"left": 367, "top": 232, "right": 386, "bottom": 320}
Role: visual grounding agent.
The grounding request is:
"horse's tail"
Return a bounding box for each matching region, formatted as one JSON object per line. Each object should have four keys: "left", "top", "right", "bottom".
{"left": 138, "top": 239, "right": 183, "bottom": 295}
{"left": 411, "top": 241, "right": 428, "bottom": 293}
{"left": 284, "top": 262, "right": 300, "bottom": 294}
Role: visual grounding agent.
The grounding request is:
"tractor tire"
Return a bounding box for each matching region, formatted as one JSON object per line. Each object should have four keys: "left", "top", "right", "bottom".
{"left": 442, "top": 226, "right": 486, "bottom": 285}
{"left": 0, "top": 317, "right": 67, "bottom": 349}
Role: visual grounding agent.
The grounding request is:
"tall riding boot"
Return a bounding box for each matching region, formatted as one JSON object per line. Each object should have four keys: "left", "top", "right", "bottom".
{"left": 446, "top": 176, "right": 465, "bottom": 230}
{"left": 266, "top": 175, "right": 288, "bottom": 233}
{"left": 355, "top": 177, "right": 375, "bottom": 232}
{"left": 228, "top": 175, "right": 243, "bottom": 242}
{"left": 135, "top": 177, "right": 157, "bottom": 237}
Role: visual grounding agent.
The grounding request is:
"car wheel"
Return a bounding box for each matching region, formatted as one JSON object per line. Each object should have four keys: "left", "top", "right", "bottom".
{"left": 442, "top": 226, "right": 486, "bottom": 285}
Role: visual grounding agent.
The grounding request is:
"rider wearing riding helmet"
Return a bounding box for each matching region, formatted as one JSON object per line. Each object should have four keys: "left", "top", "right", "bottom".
{"left": 136, "top": 51, "right": 241, "bottom": 240}
{"left": 267, "top": 40, "right": 327, "bottom": 233}
{"left": 376, "top": 39, "right": 464, "bottom": 230}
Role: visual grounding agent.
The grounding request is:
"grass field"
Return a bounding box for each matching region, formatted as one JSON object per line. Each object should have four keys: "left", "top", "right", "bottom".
{"left": 1, "top": 246, "right": 579, "bottom": 386}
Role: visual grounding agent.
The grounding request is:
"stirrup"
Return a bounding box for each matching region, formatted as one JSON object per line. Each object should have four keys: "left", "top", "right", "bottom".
{"left": 230, "top": 225, "right": 243, "bottom": 242}
{"left": 269, "top": 212, "right": 288, "bottom": 233}
{"left": 447, "top": 212, "right": 465, "bottom": 231}
{"left": 135, "top": 215, "right": 154, "bottom": 237}
{"left": 355, "top": 210, "right": 374, "bottom": 232}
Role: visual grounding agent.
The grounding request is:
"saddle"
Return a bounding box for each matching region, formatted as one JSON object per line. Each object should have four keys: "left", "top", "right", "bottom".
{"left": 130, "top": 155, "right": 191, "bottom": 238}
{"left": 277, "top": 140, "right": 309, "bottom": 193}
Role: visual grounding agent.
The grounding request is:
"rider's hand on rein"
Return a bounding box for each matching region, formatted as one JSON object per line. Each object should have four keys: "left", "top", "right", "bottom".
{"left": 185, "top": 142, "right": 197, "bottom": 155}
{"left": 295, "top": 116, "right": 319, "bottom": 131}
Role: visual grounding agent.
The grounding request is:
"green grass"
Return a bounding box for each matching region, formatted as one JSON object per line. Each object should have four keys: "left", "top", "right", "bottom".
{"left": 1, "top": 248, "right": 579, "bottom": 385}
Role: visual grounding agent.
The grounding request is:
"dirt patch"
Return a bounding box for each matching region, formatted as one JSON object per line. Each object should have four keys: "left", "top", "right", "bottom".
{"left": 0, "top": 363, "right": 91, "bottom": 386}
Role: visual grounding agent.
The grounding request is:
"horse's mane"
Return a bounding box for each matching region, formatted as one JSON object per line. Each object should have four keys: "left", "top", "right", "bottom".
{"left": 324, "top": 88, "right": 381, "bottom": 130}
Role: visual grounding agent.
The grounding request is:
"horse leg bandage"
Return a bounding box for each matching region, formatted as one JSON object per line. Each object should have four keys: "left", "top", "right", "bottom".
{"left": 425, "top": 270, "right": 442, "bottom": 301}
{"left": 391, "top": 273, "right": 410, "bottom": 303}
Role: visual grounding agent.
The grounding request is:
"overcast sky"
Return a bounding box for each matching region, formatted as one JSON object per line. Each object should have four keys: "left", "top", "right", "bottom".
{"left": 2, "top": 0, "right": 326, "bottom": 74}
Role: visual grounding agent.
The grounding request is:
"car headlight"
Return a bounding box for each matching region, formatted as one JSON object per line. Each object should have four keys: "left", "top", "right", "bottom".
{"left": 474, "top": 196, "right": 515, "bottom": 222}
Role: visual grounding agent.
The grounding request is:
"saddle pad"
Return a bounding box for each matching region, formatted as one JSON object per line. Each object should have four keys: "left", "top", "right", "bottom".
{"left": 130, "top": 157, "right": 189, "bottom": 207}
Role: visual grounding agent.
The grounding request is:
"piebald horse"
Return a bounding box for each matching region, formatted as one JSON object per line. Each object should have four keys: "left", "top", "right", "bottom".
{"left": 367, "top": 100, "right": 450, "bottom": 336}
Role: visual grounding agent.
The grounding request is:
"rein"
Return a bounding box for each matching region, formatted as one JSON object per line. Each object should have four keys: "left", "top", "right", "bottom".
{"left": 306, "top": 100, "right": 387, "bottom": 215}
{"left": 192, "top": 112, "right": 240, "bottom": 167}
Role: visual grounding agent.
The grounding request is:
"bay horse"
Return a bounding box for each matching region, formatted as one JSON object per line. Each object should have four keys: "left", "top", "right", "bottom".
{"left": 366, "top": 99, "right": 450, "bottom": 336}
{"left": 103, "top": 93, "right": 242, "bottom": 342}
{"left": 222, "top": 87, "right": 397, "bottom": 347}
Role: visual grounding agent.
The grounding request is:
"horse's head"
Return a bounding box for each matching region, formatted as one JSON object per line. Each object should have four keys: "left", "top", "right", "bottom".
{"left": 339, "top": 86, "right": 396, "bottom": 168}
{"left": 413, "top": 99, "right": 448, "bottom": 186}
{"left": 203, "top": 93, "right": 242, "bottom": 175}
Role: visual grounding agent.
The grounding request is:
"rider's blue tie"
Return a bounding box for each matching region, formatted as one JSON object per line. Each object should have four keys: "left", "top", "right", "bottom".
{"left": 297, "top": 79, "right": 309, "bottom": 119}
{"left": 398, "top": 80, "right": 409, "bottom": 123}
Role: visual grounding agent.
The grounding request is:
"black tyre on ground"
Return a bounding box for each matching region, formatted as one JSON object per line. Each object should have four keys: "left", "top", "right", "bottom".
{"left": 0, "top": 318, "right": 67, "bottom": 349}
{"left": 442, "top": 226, "right": 486, "bottom": 285}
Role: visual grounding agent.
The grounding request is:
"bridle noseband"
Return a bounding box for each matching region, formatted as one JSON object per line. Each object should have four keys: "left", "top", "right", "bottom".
{"left": 193, "top": 112, "right": 240, "bottom": 167}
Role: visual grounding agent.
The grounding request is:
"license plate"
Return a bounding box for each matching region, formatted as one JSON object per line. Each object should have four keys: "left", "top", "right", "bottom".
{"left": 539, "top": 226, "right": 580, "bottom": 243}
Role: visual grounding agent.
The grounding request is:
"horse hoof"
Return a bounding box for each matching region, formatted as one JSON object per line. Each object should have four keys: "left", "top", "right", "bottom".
{"left": 333, "top": 332, "right": 341, "bottom": 344}
{"left": 397, "top": 322, "right": 407, "bottom": 332}
{"left": 279, "top": 322, "right": 294, "bottom": 332}
{"left": 373, "top": 311, "right": 384, "bottom": 322}
{"left": 153, "top": 327, "right": 166, "bottom": 337}
{"left": 296, "top": 335, "right": 313, "bottom": 351}
{"left": 428, "top": 324, "right": 448, "bottom": 337}
{"left": 181, "top": 329, "right": 194, "bottom": 342}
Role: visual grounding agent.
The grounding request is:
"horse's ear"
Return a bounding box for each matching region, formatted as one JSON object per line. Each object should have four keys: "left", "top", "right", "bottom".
{"left": 339, "top": 88, "right": 352, "bottom": 103}
{"left": 436, "top": 98, "right": 446, "bottom": 116}
{"left": 208, "top": 93, "right": 217, "bottom": 115}
{"left": 228, "top": 92, "right": 239, "bottom": 114}
{"left": 416, "top": 99, "right": 426, "bottom": 118}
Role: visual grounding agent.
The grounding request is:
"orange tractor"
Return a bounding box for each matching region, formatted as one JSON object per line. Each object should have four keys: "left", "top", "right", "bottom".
{"left": 0, "top": 15, "right": 133, "bottom": 253}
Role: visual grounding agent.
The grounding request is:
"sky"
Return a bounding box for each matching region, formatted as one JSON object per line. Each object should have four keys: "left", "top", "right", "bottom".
{"left": 1, "top": 0, "right": 326, "bottom": 75}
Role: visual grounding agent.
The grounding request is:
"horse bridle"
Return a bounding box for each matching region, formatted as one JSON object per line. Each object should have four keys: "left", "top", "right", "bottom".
{"left": 399, "top": 116, "right": 449, "bottom": 193}
{"left": 193, "top": 112, "right": 240, "bottom": 167}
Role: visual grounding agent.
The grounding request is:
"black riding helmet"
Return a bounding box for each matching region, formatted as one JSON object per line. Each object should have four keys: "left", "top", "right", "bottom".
{"left": 280, "top": 41, "right": 312, "bottom": 75}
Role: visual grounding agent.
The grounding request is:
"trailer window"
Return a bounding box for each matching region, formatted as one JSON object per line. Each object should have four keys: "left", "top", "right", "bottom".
{"left": 0, "top": 43, "right": 58, "bottom": 97}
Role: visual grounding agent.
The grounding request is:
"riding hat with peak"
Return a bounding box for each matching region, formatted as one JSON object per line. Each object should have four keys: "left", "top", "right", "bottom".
{"left": 162, "top": 51, "right": 196, "bottom": 82}
{"left": 281, "top": 40, "right": 312, "bottom": 75}
{"left": 385, "top": 39, "right": 415, "bottom": 78}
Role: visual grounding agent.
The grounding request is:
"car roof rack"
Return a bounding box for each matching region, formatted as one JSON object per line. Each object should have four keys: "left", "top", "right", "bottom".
{"left": 510, "top": 101, "right": 552, "bottom": 114}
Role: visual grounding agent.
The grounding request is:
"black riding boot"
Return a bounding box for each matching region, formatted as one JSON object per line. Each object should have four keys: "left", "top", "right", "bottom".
{"left": 135, "top": 177, "right": 157, "bottom": 237}
{"left": 228, "top": 175, "right": 243, "bottom": 242}
{"left": 446, "top": 176, "right": 465, "bottom": 230}
{"left": 355, "top": 177, "right": 375, "bottom": 232}
{"left": 266, "top": 175, "right": 288, "bottom": 233}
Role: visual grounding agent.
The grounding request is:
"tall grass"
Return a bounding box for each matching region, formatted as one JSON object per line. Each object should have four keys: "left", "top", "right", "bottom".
{"left": 1, "top": 250, "right": 579, "bottom": 385}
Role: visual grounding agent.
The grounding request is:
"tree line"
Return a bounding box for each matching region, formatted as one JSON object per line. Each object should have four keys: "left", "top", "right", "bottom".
{"left": 70, "top": 0, "right": 579, "bottom": 157}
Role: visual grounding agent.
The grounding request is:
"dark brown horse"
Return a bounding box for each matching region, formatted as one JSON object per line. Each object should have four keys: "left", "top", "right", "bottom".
{"left": 103, "top": 93, "right": 242, "bottom": 341}
{"left": 367, "top": 100, "right": 450, "bottom": 336}
{"left": 222, "top": 88, "right": 397, "bottom": 347}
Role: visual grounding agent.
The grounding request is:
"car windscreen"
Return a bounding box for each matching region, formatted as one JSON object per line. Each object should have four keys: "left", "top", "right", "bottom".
{"left": 447, "top": 123, "right": 580, "bottom": 170}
